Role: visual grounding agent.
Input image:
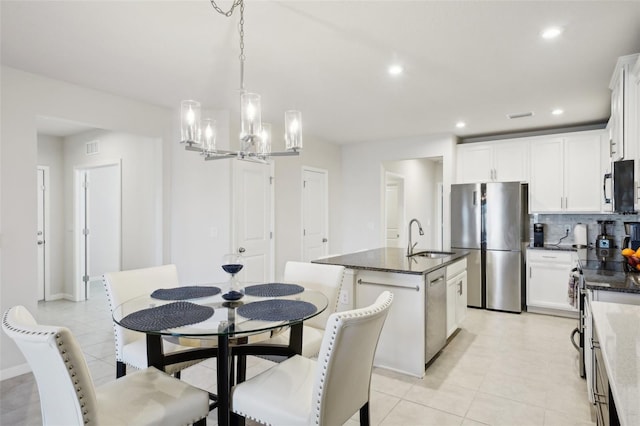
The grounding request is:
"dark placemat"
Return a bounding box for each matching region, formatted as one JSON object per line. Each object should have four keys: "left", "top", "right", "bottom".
{"left": 120, "top": 302, "right": 214, "bottom": 332}
{"left": 150, "top": 286, "right": 221, "bottom": 300}
{"left": 237, "top": 299, "right": 316, "bottom": 322}
{"left": 243, "top": 283, "right": 304, "bottom": 297}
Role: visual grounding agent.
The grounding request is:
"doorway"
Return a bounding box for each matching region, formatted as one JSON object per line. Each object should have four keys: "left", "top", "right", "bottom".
{"left": 302, "top": 167, "right": 329, "bottom": 261}
{"left": 75, "top": 162, "right": 121, "bottom": 300}
{"left": 232, "top": 160, "right": 274, "bottom": 283}
{"left": 384, "top": 172, "right": 405, "bottom": 248}
{"left": 36, "top": 166, "right": 50, "bottom": 301}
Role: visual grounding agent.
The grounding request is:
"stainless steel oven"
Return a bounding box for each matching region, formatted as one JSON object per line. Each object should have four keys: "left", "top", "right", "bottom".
{"left": 570, "top": 267, "right": 585, "bottom": 377}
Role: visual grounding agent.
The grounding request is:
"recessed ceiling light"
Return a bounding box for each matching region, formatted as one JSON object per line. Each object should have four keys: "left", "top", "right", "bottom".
{"left": 455, "top": 121, "right": 466, "bottom": 129}
{"left": 541, "top": 27, "right": 563, "bottom": 40}
{"left": 552, "top": 108, "right": 564, "bottom": 115}
{"left": 388, "top": 64, "right": 404, "bottom": 76}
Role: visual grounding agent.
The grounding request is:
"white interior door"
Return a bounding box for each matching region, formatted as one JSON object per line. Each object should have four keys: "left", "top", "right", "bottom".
{"left": 233, "top": 160, "right": 273, "bottom": 283}
{"left": 302, "top": 167, "right": 328, "bottom": 261}
{"left": 76, "top": 163, "right": 121, "bottom": 300}
{"left": 36, "top": 167, "right": 48, "bottom": 301}
{"left": 384, "top": 173, "right": 405, "bottom": 248}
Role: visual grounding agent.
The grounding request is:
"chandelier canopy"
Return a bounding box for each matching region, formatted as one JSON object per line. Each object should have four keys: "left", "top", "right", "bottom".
{"left": 180, "top": 0, "right": 302, "bottom": 162}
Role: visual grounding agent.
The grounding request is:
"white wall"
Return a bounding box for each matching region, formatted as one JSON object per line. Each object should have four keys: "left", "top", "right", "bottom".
{"left": 341, "top": 134, "right": 456, "bottom": 253}
{"left": 383, "top": 158, "right": 442, "bottom": 249}
{"left": 170, "top": 109, "right": 233, "bottom": 285}
{"left": 0, "top": 67, "right": 173, "bottom": 378}
{"left": 62, "top": 130, "right": 162, "bottom": 299}
{"left": 37, "top": 135, "right": 65, "bottom": 298}
{"left": 272, "top": 128, "right": 343, "bottom": 280}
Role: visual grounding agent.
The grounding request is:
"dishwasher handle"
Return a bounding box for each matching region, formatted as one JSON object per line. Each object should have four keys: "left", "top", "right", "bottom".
{"left": 429, "top": 276, "right": 445, "bottom": 287}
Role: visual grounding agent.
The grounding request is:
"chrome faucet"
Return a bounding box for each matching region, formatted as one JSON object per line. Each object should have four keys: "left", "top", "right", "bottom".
{"left": 407, "top": 218, "right": 424, "bottom": 256}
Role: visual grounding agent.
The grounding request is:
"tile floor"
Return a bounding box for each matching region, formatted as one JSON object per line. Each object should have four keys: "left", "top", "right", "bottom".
{"left": 1, "top": 282, "right": 596, "bottom": 425}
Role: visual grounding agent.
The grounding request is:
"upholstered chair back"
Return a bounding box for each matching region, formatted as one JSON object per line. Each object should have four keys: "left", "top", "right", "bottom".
{"left": 310, "top": 291, "right": 393, "bottom": 425}
{"left": 2, "top": 306, "right": 98, "bottom": 425}
{"left": 283, "top": 261, "right": 345, "bottom": 330}
{"left": 102, "top": 264, "right": 179, "bottom": 365}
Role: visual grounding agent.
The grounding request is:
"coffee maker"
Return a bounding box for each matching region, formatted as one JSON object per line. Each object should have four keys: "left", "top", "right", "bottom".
{"left": 596, "top": 220, "right": 615, "bottom": 260}
{"left": 623, "top": 222, "right": 640, "bottom": 251}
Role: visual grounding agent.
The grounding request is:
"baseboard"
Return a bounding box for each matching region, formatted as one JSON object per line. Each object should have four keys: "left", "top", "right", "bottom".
{"left": 0, "top": 362, "right": 31, "bottom": 381}
{"left": 527, "top": 305, "right": 579, "bottom": 319}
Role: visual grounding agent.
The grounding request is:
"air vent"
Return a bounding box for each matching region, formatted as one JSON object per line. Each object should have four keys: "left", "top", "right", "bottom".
{"left": 86, "top": 140, "right": 99, "bottom": 156}
{"left": 507, "top": 111, "right": 534, "bottom": 120}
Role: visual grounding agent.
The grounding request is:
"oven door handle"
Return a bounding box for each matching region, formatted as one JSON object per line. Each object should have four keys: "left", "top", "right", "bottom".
{"left": 570, "top": 327, "right": 580, "bottom": 352}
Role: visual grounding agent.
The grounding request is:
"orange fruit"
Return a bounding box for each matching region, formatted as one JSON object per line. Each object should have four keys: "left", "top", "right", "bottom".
{"left": 636, "top": 264, "right": 640, "bottom": 271}
{"left": 636, "top": 248, "right": 640, "bottom": 257}
{"left": 622, "top": 248, "right": 635, "bottom": 257}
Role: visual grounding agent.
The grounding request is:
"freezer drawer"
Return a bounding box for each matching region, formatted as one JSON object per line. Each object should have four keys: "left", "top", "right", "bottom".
{"left": 486, "top": 250, "right": 523, "bottom": 312}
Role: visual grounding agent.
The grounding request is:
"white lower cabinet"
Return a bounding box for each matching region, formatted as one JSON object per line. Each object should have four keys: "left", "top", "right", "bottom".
{"left": 355, "top": 270, "right": 426, "bottom": 378}
{"left": 446, "top": 259, "right": 467, "bottom": 337}
{"left": 526, "top": 249, "right": 578, "bottom": 317}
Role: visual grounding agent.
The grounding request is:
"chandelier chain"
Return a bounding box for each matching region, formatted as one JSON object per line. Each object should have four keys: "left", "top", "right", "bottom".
{"left": 208, "top": 0, "right": 242, "bottom": 17}
{"left": 209, "top": 0, "right": 246, "bottom": 90}
{"left": 239, "top": 0, "right": 245, "bottom": 90}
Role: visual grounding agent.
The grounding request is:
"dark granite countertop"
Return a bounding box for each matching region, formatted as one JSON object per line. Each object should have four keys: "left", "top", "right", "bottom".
{"left": 579, "top": 256, "right": 640, "bottom": 294}
{"left": 583, "top": 268, "right": 640, "bottom": 294}
{"left": 312, "top": 247, "right": 469, "bottom": 275}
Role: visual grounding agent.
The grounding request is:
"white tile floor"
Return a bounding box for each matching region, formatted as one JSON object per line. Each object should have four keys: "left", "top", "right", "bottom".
{"left": 1, "top": 282, "right": 596, "bottom": 425}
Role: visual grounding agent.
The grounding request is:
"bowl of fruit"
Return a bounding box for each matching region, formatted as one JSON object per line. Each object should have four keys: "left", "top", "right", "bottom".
{"left": 621, "top": 248, "right": 640, "bottom": 272}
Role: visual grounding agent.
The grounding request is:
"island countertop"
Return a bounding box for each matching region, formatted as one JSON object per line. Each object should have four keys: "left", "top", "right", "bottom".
{"left": 591, "top": 301, "right": 640, "bottom": 426}
{"left": 311, "top": 247, "right": 469, "bottom": 275}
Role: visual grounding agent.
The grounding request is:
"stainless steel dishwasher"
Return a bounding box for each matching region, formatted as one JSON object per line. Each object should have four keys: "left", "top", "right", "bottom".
{"left": 425, "top": 268, "right": 447, "bottom": 363}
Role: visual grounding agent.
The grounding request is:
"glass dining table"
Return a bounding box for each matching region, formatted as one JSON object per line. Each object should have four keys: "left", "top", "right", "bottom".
{"left": 112, "top": 282, "right": 328, "bottom": 426}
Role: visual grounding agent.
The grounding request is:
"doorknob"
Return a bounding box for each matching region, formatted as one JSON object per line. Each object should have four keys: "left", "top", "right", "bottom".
{"left": 238, "top": 247, "right": 246, "bottom": 253}
{"left": 322, "top": 238, "right": 328, "bottom": 243}
{"left": 37, "top": 240, "right": 44, "bottom": 245}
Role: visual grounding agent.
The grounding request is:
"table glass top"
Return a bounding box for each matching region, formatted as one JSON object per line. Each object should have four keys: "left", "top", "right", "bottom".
{"left": 113, "top": 283, "right": 328, "bottom": 338}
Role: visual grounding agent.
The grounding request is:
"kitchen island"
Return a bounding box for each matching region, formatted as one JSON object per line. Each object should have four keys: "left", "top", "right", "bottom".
{"left": 313, "top": 247, "right": 469, "bottom": 377}
{"left": 590, "top": 301, "right": 639, "bottom": 426}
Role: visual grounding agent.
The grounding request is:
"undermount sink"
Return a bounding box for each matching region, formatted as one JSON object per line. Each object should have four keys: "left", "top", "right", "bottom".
{"left": 410, "top": 250, "right": 455, "bottom": 259}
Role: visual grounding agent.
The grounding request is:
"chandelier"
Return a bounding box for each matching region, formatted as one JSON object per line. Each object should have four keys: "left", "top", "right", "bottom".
{"left": 180, "top": 0, "right": 302, "bottom": 161}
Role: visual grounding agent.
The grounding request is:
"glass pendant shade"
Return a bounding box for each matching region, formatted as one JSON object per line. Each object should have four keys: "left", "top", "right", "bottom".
{"left": 181, "top": 100, "right": 201, "bottom": 143}
{"left": 285, "top": 110, "right": 302, "bottom": 150}
{"left": 202, "top": 119, "right": 216, "bottom": 152}
{"left": 258, "top": 123, "right": 272, "bottom": 156}
{"left": 240, "top": 92, "right": 261, "bottom": 139}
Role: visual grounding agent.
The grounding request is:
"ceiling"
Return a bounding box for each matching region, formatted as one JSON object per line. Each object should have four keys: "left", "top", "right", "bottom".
{"left": 2, "top": 1, "right": 640, "bottom": 144}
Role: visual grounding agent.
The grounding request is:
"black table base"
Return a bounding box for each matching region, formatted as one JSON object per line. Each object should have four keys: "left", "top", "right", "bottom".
{"left": 145, "top": 322, "right": 304, "bottom": 426}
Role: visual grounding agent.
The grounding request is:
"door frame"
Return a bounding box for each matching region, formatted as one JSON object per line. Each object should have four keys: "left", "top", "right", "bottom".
{"left": 301, "top": 166, "right": 329, "bottom": 260}
{"left": 382, "top": 171, "right": 406, "bottom": 248}
{"left": 73, "top": 160, "right": 122, "bottom": 301}
{"left": 37, "top": 166, "right": 51, "bottom": 301}
{"left": 231, "top": 159, "right": 275, "bottom": 282}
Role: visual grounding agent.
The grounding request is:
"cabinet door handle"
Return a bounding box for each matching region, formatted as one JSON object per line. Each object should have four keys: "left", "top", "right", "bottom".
{"left": 458, "top": 281, "right": 463, "bottom": 295}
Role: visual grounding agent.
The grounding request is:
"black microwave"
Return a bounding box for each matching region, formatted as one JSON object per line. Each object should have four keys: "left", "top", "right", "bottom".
{"left": 604, "top": 159, "right": 636, "bottom": 214}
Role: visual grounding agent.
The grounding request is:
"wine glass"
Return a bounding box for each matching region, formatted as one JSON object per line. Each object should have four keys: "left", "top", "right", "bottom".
{"left": 221, "top": 253, "right": 244, "bottom": 301}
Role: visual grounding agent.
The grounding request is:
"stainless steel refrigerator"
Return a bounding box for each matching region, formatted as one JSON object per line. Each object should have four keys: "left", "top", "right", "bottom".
{"left": 451, "top": 182, "right": 528, "bottom": 313}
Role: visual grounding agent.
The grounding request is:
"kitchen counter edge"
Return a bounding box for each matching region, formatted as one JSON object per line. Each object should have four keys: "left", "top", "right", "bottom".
{"left": 312, "top": 248, "right": 469, "bottom": 275}
{"left": 591, "top": 301, "right": 640, "bottom": 426}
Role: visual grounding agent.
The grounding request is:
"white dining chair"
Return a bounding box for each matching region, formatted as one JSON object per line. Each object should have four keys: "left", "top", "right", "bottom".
{"left": 102, "top": 264, "right": 209, "bottom": 378}
{"left": 2, "top": 305, "right": 210, "bottom": 426}
{"left": 265, "top": 261, "right": 345, "bottom": 358}
{"left": 231, "top": 290, "right": 393, "bottom": 426}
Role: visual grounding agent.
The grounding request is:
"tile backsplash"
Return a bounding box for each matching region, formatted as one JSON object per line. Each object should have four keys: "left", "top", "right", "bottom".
{"left": 530, "top": 213, "right": 640, "bottom": 261}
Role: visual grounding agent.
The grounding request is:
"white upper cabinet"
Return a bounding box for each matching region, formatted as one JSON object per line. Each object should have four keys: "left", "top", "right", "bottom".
{"left": 608, "top": 53, "right": 640, "bottom": 162}
{"left": 456, "top": 139, "right": 529, "bottom": 183}
{"left": 530, "top": 131, "right": 604, "bottom": 213}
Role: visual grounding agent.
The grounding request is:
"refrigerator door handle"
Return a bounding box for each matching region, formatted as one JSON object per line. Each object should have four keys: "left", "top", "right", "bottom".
{"left": 473, "top": 190, "right": 477, "bottom": 206}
